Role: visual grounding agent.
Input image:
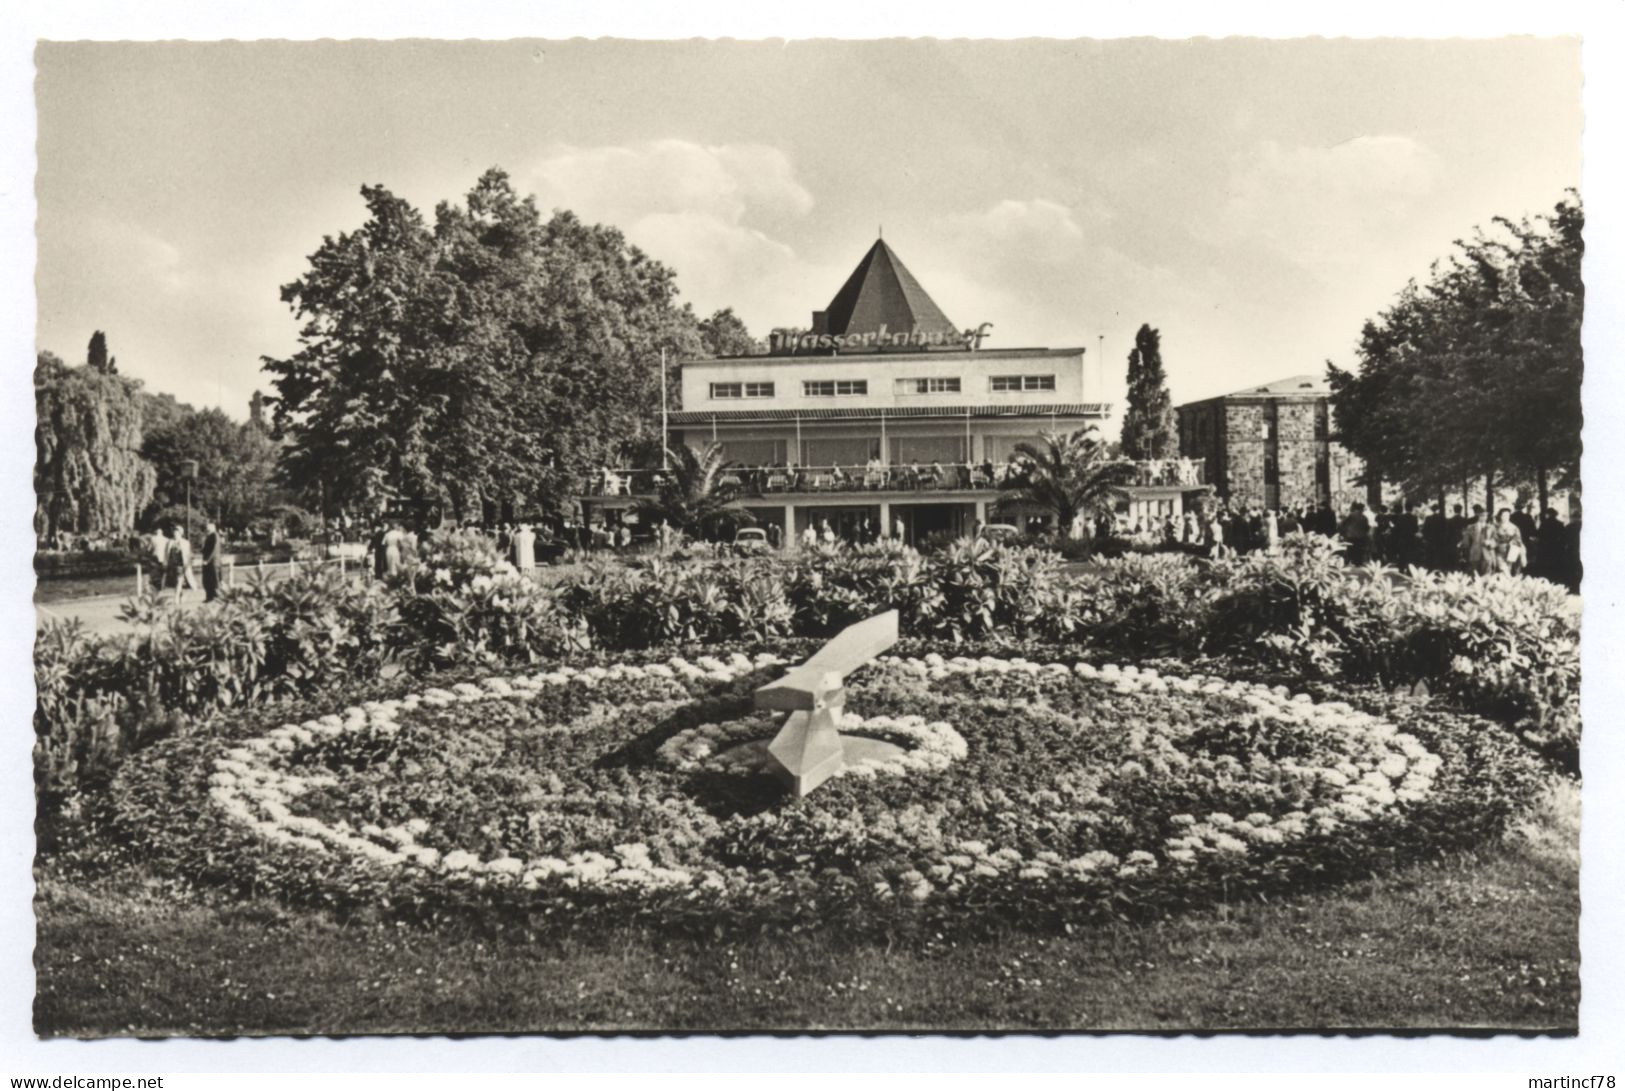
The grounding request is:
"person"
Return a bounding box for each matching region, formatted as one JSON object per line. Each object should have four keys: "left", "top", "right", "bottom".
{"left": 1204, "top": 509, "right": 1228, "bottom": 560}
{"left": 201, "top": 520, "right": 222, "bottom": 602}
{"left": 1444, "top": 504, "right": 1469, "bottom": 568}
{"left": 618, "top": 523, "right": 633, "bottom": 550}
{"left": 1511, "top": 502, "right": 1538, "bottom": 553}
{"left": 165, "top": 524, "right": 195, "bottom": 603}
{"left": 1534, "top": 507, "right": 1567, "bottom": 582}
{"left": 893, "top": 516, "right": 906, "bottom": 542}
{"left": 1392, "top": 502, "right": 1420, "bottom": 568}
{"left": 1339, "top": 502, "right": 1372, "bottom": 565}
{"left": 1459, "top": 509, "right": 1492, "bottom": 575}
{"left": 1421, "top": 503, "right": 1450, "bottom": 570}
{"left": 1264, "top": 509, "right": 1280, "bottom": 553}
{"left": 1373, "top": 503, "right": 1394, "bottom": 563}
{"left": 801, "top": 523, "right": 818, "bottom": 549}
{"left": 1488, "top": 508, "right": 1528, "bottom": 575}
{"left": 511, "top": 522, "right": 536, "bottom": 574}
{"left": 820, "top": 519, "right": 835, "bottom": 545}
{"left": 1183, "top": 510, "right": 1202, "bottom": 548}
{"left": 767, "top": 521, "right": 783, "bottom": 549}
{"left": 381, "top": 522, "right": 405, "bottom": 578}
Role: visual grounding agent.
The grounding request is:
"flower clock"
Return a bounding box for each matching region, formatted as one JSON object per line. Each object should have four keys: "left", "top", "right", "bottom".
{"left": 120, "top": 644, "right": 1539, "bottom": 930}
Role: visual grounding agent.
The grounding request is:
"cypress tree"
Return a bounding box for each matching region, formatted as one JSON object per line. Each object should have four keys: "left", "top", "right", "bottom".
{"left": 1120, "top": 323, "right": 1177, "bottom": 460}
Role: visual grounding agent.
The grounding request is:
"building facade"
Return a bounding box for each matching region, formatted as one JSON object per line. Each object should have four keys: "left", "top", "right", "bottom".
{"left": 588, "top": 238, "right": 1207, "bottom": 543}
{"left": 1176, "top": 374, "right": 1367, "bottom": 513}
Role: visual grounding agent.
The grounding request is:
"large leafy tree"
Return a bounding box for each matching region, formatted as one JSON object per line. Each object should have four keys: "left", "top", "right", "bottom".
{"left": 1120, "top": 323, "right": 1176, "bottom": 460}
{"left": 698, "top": 307, "right": 762, "bottom": 358}
{"left": 633, "top": 442, "right": 753, "bottom": 541}
{"left": 263, "top": 169, "right": 706, "bottom": 520}
{"left": 996, "top": 428, "right": 1136, "bottom": 537}
{"left": 34, "top": 351, "right": 156, "bottom": 541}
{"left": 1329, "top": 194, "right": 1582, "bottom": 509}
{"left": 141, "top": 406, "right": 282, "bottom": 531}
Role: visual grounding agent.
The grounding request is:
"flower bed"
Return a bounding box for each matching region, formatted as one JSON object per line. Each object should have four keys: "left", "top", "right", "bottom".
{"left": 110, "top": 642, "right": 1545, "bottom": 933}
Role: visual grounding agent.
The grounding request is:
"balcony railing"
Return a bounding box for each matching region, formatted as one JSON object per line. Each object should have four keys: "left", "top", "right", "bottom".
{"left": 587, "top": 458, "right": 1205, "bottom": 498}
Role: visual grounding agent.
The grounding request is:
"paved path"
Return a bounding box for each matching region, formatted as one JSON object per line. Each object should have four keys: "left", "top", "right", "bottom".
{"left": 34, "top": 591, "right": 210, "bottom": 636}
{"left": 35, "top": 551, "right": 370, "bottom": 637}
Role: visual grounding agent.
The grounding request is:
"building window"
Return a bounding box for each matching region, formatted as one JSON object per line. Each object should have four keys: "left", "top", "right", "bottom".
{"left": 803, "top": 379, "right": 868, "bottom": 397}
{"left": 709, "top": 382, "right": 774, "bottom": 399}
{"left": 990, "top": 374, "right": 1056, "bottom": 392}
{"left": 895, "top": 377, "right": 962, "bottom": 395}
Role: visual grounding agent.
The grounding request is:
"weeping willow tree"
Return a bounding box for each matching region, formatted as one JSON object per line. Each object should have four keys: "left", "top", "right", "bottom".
{"left": 34, "top": 351, "right": 157, "bottom": 542}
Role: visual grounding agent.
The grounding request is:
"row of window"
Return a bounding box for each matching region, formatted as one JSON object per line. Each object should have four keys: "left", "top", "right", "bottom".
{"left": 709, "top": 374, "right": 1056, "bottom": 400}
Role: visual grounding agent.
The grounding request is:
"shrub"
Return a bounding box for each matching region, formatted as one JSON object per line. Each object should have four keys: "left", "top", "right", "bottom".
{"left": 1070, "top": 551, "right": 1219, "bottom": 654}
{"left": 786, "top": 539, "right": 930, "bottom": 635}
{"left": 914, "top": 537, "right": 1082, "bottom": 642}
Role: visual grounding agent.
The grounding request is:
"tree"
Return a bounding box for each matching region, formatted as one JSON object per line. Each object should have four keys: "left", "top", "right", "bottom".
{"left": 34, "top": 352, "right": 155, "bottom": 542}
{"left": 263, "top": 169, "right": 707, "bottom": 521}
{"left": 86, "top": 330, "right": 116, "bottom": 374}
{"left": 698, "top": 307, "right": 762, "bottom": 358}
{"left": 1329, "top": 194, "right": 1582, "bottom": 508}
{"left": 142, "top": 406, "right": 282, "bottom": 531}
{"left": 1120, "top": 323, "right": 1177, "bottom": 460}
{"left": 996, "top": 427, "right": 1136, "bottom": 537}
{"left": 633, "top": 442, "right": 754, "bottom": 541}
{"left": 248, "top": 390, "right": 269, "bottom": 434}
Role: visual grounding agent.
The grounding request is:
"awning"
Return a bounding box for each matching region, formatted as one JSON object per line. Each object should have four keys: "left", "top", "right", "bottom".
{"left": 669, "top": 403, "right": 1108, "bottom": 426}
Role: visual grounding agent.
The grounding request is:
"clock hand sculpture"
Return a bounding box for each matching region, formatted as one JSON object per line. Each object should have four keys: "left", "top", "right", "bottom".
{"left": 752, "top": 609, "right": 900, "bottom": 797}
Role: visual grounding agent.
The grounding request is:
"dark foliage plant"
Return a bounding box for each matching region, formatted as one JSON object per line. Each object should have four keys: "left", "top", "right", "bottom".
{"left": 35, "top": 531, "right": 1580, "bottom": 818}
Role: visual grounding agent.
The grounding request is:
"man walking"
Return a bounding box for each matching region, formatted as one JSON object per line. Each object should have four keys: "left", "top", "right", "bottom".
{"left": 201, "top": 520, "right": 222, "bottom": 602}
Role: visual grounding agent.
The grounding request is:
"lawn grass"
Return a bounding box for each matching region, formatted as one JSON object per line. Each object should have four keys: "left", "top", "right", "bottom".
{"left": 34, "top": 799, "right": 1579, "bottom": 1037}
{"left": 33, "top": 575, "right": 146, "bottom": 605}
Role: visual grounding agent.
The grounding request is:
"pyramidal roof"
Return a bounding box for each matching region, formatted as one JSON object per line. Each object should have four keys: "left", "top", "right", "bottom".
{"left": 817, "top": 239, "right": 959, "bottom": 338}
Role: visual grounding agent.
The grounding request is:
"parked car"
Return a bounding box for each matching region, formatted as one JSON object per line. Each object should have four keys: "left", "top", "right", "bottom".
{"left": 733, "top": 527, "right": 772, "bottom": 553}
{"left": 977, "top": 523, "right": 1022, "bottom": 541}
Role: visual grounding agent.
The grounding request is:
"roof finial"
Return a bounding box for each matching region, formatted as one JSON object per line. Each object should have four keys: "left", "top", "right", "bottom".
{"left": 878, "top": 224, "right": 883, "bottom": 239}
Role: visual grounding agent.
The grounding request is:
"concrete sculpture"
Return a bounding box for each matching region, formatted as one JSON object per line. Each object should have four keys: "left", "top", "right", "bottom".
{"left": 753, "top": 609, "right": 900, "bottom": 797}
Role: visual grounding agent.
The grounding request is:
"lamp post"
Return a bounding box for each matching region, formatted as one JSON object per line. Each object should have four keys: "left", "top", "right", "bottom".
{"left": 181, "top": 459, "right": 199, "bottom": 541}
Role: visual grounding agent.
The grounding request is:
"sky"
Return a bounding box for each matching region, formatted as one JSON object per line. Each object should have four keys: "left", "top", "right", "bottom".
{"left": 34, "top": 37, "right": 1582, "bottom": 419}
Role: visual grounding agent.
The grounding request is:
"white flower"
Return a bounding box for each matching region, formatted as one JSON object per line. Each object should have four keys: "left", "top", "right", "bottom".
{"left": 442, "top": 850, "right": 481, "bottom": 871}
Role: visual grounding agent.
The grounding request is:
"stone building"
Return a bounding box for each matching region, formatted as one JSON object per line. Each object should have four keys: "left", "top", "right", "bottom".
{"left": 1176, "top": 374, "right": 1369, "bottom": 512}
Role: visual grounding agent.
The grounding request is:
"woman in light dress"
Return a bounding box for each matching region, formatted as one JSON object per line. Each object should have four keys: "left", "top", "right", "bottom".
{"left": 1487, "top": 508, "right": 1528, "bottom": 575}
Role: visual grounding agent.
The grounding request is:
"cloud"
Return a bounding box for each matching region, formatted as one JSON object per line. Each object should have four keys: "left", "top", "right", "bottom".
{"left": 521, "top": 140, "right": 821, "bottom": 328}
{"left": 912, "top": 197, "right": 1184, "bottom": 347}
{"left": 530, "top": 139, "right": 813, "bottom": 228}
{"left": 1216, "top": 135, "right": 1441, "bottom": 273}
{"left": 41, "top": 214, "right": 196, "bottom": 298}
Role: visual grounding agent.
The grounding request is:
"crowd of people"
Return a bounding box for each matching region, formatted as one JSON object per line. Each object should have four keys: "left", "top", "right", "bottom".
{"left": 596, "top": 453, "right": 1201, "bottom": 498}
{"left": 1144, "top": 498, "right": 1580, "bottom": 589}
{"left": 137, "top": 520, "right": 224, "bottom": 603}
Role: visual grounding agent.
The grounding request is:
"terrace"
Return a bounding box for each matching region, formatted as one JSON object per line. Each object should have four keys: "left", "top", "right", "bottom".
{"left": 585, "top": 457, "right": 1207, "bottom": 498}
